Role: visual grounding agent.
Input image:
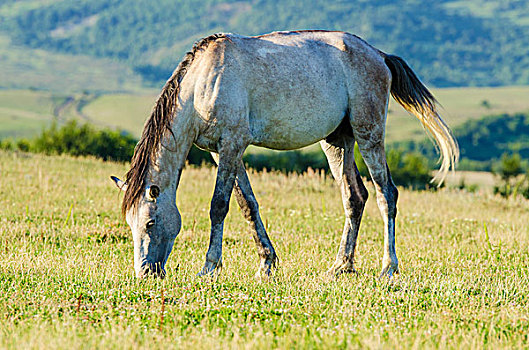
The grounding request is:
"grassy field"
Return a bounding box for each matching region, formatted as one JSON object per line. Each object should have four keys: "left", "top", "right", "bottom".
{"left": 0, "top": 34, "right": 145, "bottom": 94}
{"left": 0, "top": 90, "right": 57, "bottom": 139}
{"left": 72, "top": 85, "right": 529, "bottom": 142}
{"left": 2, "top": 85, "right": 529, "bottom": 142}
{"left": 1, "top": 150, "right": 528, "bottom": 348}
{"left": 387, "top": 86, "right": 529, "bottom": 141}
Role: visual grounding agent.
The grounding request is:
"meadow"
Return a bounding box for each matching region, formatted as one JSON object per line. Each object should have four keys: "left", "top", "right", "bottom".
{"left": 2, "top": 86, "right": 529, "bottom": 141}
{"left": 0, "top": 32, "right": 144, "bottom": 94}
{"left": 1, "top": 150, "right": 528, "bottom": 348}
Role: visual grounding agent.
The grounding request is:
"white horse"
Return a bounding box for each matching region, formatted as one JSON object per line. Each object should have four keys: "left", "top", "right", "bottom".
{"left": 111, "top": 30, "right": 458, "bottom": 279}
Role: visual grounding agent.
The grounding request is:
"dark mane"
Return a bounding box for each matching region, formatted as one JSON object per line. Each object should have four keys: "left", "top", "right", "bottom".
{"left": 122, "top": 33, "right": 227, "bottom": 216}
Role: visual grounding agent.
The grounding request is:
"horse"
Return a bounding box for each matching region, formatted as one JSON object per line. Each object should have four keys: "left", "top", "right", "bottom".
{"left": 111, "top": 30, "right": 458, "bottom": 279}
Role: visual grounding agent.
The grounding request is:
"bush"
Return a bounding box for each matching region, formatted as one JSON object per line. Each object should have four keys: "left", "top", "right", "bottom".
{"left": 0, "top": 120, "right": 137, "bottom": 162}
{"left": 0, "top": 139, "right": 14, "bottom": 151}
{"left": 0, "top": 120, "right": 435, "bottom": 189}
{"left": 243, "top": 149, "right": 328, "bottom": 173}
{"left": 492, "top": 153, "right": 529, "bottom": 198}
{"left": 242, "top": 144, "right": 433, "bottom": 189}
{"left": 0, "top": 120, "right": 215, "bottom": 165}
{"left": 29, "top": 120, "right": 137, "bottom": 161}
{"left": 493, "top": 153, "right": 523, "bottom": 181}
{"left": 457, "top": 178, "right": 478, "bottom": 193}
{"left": 187, "top": 145, "right": 214, "bottom": 166}
{"left": 16, "top": 139, "right": 31, "bottom": 152}
{"left": 355, "top": 146, "right": 432, "bottom": 189}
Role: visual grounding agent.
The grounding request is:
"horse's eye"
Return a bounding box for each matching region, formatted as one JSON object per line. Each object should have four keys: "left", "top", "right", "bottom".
{"left": 146, "top": 219, "right": 155, "bottom": 229}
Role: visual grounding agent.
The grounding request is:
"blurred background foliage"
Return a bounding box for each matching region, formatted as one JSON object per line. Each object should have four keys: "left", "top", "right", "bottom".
{"left": 2, "top": 0, "right": 529, "bottom": 191}
{"left": 0, "top": 120, "right": 433, "bottom": 189}
{"left": 1, "top": 0, "right": 529, "bottom": 89}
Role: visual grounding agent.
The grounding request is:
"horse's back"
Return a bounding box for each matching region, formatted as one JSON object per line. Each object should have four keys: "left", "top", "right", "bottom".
{"left": 191, "top": 31, "right": 391, "bottom": 150}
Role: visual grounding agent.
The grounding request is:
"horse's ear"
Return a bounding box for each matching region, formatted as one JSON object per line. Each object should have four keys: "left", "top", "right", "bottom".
{"left": 110, "top": 176, "right": 127, "bottom": 192}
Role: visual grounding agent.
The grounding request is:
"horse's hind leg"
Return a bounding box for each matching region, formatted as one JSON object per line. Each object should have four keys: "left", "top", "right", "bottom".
{"left": 353, "top": 116, "right": 399, "bottom": 278}
{"left": 321, "top": 138, "right": 368, "bottom": 276}
{"left": 210, "top": 153, "right": 277, "bottom": 278}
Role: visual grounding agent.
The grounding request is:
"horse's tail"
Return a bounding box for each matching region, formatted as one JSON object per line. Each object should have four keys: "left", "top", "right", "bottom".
{"left": 384, "top": 54, "right": 459, "bottom": 184}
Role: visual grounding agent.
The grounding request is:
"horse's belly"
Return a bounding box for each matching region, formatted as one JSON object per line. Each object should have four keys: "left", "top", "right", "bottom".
{"left": 249, "top": 101, "right": 347, "bottom": 150}
{"left": 244, "top": 56, "right": 349, "bottom": 150}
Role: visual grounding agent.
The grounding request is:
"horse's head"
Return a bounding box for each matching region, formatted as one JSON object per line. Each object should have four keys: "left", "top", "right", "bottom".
{"left": 111, "top": 176, "right": 181, "bottom": 279}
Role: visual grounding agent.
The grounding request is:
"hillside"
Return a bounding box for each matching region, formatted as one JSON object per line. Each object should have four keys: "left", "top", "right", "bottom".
{"left": 3, "top": 86, "right": 529, "bottom": 141}
{"left": 395, "top": 112, "right": 529, "bottom": 171}
{"left": 1, "top": 0, "right": 529, "bottom": 91}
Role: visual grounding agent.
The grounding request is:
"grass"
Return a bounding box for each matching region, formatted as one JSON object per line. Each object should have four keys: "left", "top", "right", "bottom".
{"left": 0, "top": 90, "right": 62, "bottom": 139}
{"left": 386, "top": 85, "right": 529, "bottom": 142}
{"left": 76, "top": 85, "right": 529, "bottom": 141}
{"left": 444, "top": 171, "right": 496, "bottom": 189}
{"left": 1, "top": 150, "right": 528, "bottom": 348}
{"left": 0, "top": 90, "right": 83, "bottom": 139}
{"left": 81, "top": 93, "right": 155, "bottom": 131}
{"left": 0, "top": 34, "right": 145, "bottom": 94}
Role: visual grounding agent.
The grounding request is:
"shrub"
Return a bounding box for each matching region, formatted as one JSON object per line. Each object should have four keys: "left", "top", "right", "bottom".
{"left": 355, "top": 146, "right": 432, "bottom": 189}
{"left": 0, "top": 120, "right": 435, "bottom": 189}
{"left": 16, "top": 139, "right": 31, "bottom": 152}
{"left": 29, "top": 120, "right": 137, "bottom": 161}
{"left": 493, "top": 153, "right": 523, "bottom": 181}
{"left": 187, "top": 145, "right": 214, "bottom": 166}
{"left": 243, "top": 149, "right": 328, "bottom": 173}
{"left": 492, "top": 153, "right": 529, "bottom": 199}
{"left": 0, "top": 139, "right": 14, "bottom": 151}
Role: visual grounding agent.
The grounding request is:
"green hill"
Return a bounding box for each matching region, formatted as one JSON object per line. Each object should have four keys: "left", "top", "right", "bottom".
{"left": 396, "top": 112, "right": 529, "bottom": 171}
{"left": 1, "top": 0, "right": 529, "bottom": 91}
{"left": 456, "top": 114, "right": 529, "bottom": 161}
{"left": 3, "top": 86, "right": 529, "bottom": 142}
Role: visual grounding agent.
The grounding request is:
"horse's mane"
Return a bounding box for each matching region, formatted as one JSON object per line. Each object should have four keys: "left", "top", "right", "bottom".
{"left": 122, "top": 33, "right": 227, "bottom": 216}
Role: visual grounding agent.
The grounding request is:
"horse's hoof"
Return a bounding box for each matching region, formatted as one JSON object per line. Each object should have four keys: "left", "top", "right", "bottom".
{"left": 379, "top": 262, "right": 399, "bottom": 281}
{"left": 197, "top": 259, "right": 222, "bottom": 279}
{"left": 254, "top": 267, "right": 274, "bottom": 281}
{"left": 326, "top": 264, "right": 357, "bottom": 279}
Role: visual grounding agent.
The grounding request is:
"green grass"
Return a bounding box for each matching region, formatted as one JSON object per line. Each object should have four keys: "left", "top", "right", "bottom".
{"left": 1, "top": 150, "right": 528, "bottom": 348}
{"left": 81, "top": 93, "right": 155, "bottom": 132}
{"left": 3, "top": 85, "right": 529, "bottom": 142}
{"left": 0, "top": 34, "right": 145, "bottom": 93}
{"left": 0, "top": 90, "right": 63, "bottom": 138}
{"left": 386, "top": 86, "right": 529, "bottom": 142}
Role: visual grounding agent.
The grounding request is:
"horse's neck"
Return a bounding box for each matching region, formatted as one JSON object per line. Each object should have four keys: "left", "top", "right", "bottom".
{"left": 150, "top": 108, "right": 195, "bottom": 196}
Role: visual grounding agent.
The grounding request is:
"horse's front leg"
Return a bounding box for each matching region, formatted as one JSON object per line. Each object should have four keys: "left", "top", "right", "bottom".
{"left": 209, "top": 153, "right": 277, "bottom": 279}
{"left": 233, "top": 160, "right": 277, "bottom": 278}
{"left": 198, "top": 146, "right": 242, "bottom": 278}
